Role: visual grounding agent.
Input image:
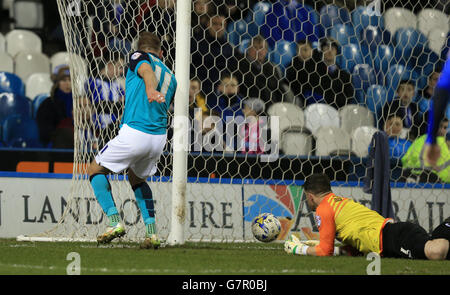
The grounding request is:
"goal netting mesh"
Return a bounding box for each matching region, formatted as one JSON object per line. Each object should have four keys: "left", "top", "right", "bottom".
{"left": 19, "top": 0, "right": 449, "bottom": 243}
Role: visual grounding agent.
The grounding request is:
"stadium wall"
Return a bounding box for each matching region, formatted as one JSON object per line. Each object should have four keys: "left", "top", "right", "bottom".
{"left": 0, "top": 172, "right": 448, "bottom": 240}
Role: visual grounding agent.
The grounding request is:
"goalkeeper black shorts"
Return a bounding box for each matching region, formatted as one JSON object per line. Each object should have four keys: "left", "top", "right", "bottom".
{"left": 381, "top": 222, "right": 430, "bottom": 259}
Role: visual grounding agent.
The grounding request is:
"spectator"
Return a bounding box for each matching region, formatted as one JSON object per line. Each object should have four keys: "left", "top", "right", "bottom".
{"left": 36, "top": 66, "right": 74, "bottom": 148}
{"left": 192, "top": 0, "right": 213, "bottom": 36}
{"left": 285, "top": 39, "right": 326, "bottom": 106}
{"left": 402, "top": 118, "right": 450, "bottom": 183}
{"left": 382, "top": 79, "right": 426, "bottom": 141}
{"left": 383, "top": 114, "right": 412, "bottom": 159}
{"left": 216, "top": 0, "right": 258, "bottom": 23}
{"left": 86, "top": 51, "right": 125, "bottom": 148}
{"left": 417, "top": 70, "right": 441, "bottom": 115}
{"left": 239, "top": 98, "right": 267, "bottom": 154}
{"left": 77, "top": 96, "right": 99, "bottom": 154}
{"left": 191, "top": 11, "right": 241, "bottom": 96}
{"left": 237, "top": 35, "right": 288, "bottom": 107}
{"left": 318, "top": 38, "right": 355, "bottom": 109}
{"left": 207, "top": 72, "right": 244, "bottom": 121}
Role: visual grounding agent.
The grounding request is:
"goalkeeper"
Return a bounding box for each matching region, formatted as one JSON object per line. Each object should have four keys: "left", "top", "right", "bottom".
{"left": 285, "top": 173, "right": 450, "bottom": 260}
{"left": 424, "top": 53, "right": 450, "bottom": 166}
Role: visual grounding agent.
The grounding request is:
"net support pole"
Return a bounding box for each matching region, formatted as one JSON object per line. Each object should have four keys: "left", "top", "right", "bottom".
{"left": 167, "top": 0, "right": 191, "bottom": 245}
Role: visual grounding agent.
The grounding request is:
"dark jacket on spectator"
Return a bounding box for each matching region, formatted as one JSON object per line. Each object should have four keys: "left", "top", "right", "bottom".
{"left": 36, "top": 88, "right": 74, "bottom": 148}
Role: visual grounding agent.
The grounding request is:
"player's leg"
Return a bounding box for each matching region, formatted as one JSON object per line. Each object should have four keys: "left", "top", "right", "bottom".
{"left": 88, "top": 161, "right": 125, "bottom": 243}
{"left": 128, "top": 168, "right": 160, "bottom": 249}
{"left": 429, "top": 216, "right": 450, "bottom": 260}
{"left": 381, "top": 222, "right": 431, "bottom": 259}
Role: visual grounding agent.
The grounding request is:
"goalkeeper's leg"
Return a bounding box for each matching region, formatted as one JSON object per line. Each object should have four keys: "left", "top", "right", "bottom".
{"left": 430, "top": 216, "right": 450, "bottom": 260}
{"left": 88, "top": 161, "right": 125, "bottom": 244}
{"left": 128, "top": 169, "right": 160, "bottom": 249}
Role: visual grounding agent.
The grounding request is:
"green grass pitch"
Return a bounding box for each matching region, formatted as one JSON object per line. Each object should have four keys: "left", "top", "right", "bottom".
{"left": 0, "top": 238, "right": 449, "bottom": 275}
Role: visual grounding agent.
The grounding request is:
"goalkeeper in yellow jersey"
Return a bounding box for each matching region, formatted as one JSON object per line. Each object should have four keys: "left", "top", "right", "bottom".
{"left": 285, "top": 173, "right": 450, "bottom": 260}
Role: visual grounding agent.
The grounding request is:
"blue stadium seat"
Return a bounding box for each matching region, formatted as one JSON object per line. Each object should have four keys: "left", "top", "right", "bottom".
{"left": 352, "top": 64, "right": 377, "bottom": 103}
{"left": 351, "top": 6, "right": 384, "bottom": 38}
{"left": 385, "top": 64, "right": 419, "bottom": 98}
{"left": 319, "top": 4, "right": 350, "bottom": 33}
{"left": 372, "top": 45, "right": 394, "bottom": 80}
{"left": 268, "top": 40, "right": 297, "bottom": 72}
{"left": 227, "top": 19, "right": 257, "bottom": 46}
{"left": 394, "top": 28, "right": 428, "bottom": 55}
{"left": 0, "top": 72, "right": 25, "bottom": 96}
{"left": 328, "top": 23, "right": 358, "bottom": 46}
{"left": 340, "top": 43, "right": 365, "bottom": 73}
{"left": 32, "top": 93, "right": 50, "bottom": 118}
{"left": 413, "top": 47, "right": 441, "bottom": 77}
{"left": 0, "top": 92, "right": 31, "bottom": 122}
{"left": 360, "top": 25, "right": 383, "bottom": 52}
{"left": 246, "top": 1, "right": 272, "bottom": 26}
{"left": 365, "top": 85, "right": 390, "bottom": 124}
{"left": 1, "top": 114, "right": 41, "bottom": 148}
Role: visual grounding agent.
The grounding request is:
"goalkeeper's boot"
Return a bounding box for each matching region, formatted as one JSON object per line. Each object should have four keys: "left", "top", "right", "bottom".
{"left": 140, "top": 234, "right": 161, "bottom": 250}
{"left": 97, "top": 223, "right": 126, "bottom": 244}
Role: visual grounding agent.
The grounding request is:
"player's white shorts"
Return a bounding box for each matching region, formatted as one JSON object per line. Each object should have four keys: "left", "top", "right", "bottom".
{"left": 95, "top": 124, "right": 166, "bottom": 179}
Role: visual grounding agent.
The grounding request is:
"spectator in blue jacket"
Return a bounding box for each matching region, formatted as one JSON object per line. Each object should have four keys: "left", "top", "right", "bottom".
{"left": 384, "top": 114, "right": 412, "bottom": 159}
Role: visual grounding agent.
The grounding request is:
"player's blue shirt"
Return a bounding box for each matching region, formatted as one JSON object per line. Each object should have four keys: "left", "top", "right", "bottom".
{"left": 121, "top": 51, "right": 177, "bottom": 135}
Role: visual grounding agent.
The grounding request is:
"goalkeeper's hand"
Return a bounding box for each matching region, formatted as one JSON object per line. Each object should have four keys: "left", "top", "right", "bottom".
{"left": 284, "top": 240, "right": 309, "bottom": 255}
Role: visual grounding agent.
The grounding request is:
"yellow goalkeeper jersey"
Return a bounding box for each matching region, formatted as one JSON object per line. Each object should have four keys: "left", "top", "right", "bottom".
{"left": 314, "top": 193, "right": 393, "bottom": 256}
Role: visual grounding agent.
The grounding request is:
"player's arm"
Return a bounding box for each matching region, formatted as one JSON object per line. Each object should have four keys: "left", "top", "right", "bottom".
{"left": 307, "top": 207, "right": 336, "bottom": 256}
{"left": 129, "top": 51, "right": 165, "bottom": 104}
{"left": 424, "top": 55, "right": 450, "bottom": 165}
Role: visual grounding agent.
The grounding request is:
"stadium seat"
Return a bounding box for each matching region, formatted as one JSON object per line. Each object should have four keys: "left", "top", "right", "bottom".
{"left": 383, "top": 7, "right": 417, "bottom": 36}
{"left": 340, "top": 43, "right": 365, "bottom": 73}
{"left": 372, "top": 45, "right": 394, "bottom": 80}
{"left": 0, "top": 92, "right": 31, "bottom": 122}
{"left": 351, "top": 126, "right": 378, "bottom": 157}
{"left": 268, "top": 40, "right": 297, "bottom": 72}
{"left": 417, "top": 9, "right": 449, "bottom": 38}
{"left": 360, "top": 25, "right": 383, "bottom": 52}
{"left": 365, "top": 85, "right": 390, "bottom": 123}
{"left": 428, "top": 29, "right": 448, "bottom": 56}
{"left": 441, "top": 32, "right": 450, "bottom": 60}
{"left": 267, "top": 102, "right": 305, "bottom": 134}
{"left": 25, "top": 73, "right": 52, "bottom": 101}
{"left": 0, "top": 72, "right": 25, "bottom": 95}
{"left": 0, "top": 33, "right": 5, "bottom": 52}
{"left": 319, "top": 4, "right": 351, "bottom": 33}
{"left": 247, "top": 1, "right": 272, "bottom": 26}
{"left": 5, "top": 29, "right": 42, "bottom": 57}
{"left": 352, "top": 64, "right": 377, "bottom": 103}
{"left": 414, "top": 47, "right": 441, "bottom": 77}
{"left": 314, "top": 126, "right": 351, "bottom": 156}
{"left": 14, "top": 51, "right": 50, "bottom": 81}
{"left": 227, "top": 20, "right": 252, "bottom": 47}
{"left": 1, "top": 114, "right": 41, "bottom": 148}
{"left": 394, "top": 28, "right": 428, "bottom": 56}
{"left": 304, "top": 103, "right": 340, "bottom": 135}
{"left": 32, "top": 93, "right": 49, "bottom": 118}
{"left": 339, "top": 104, "right": 375, "bottom": 135}
{"left": 50, "top": 51, "right": 70, "bottom": 73}
{"left": 352, "top": 5, "right": 385, "bottom": 38}
{"left": 0, "top": 52, "right": 14, "bottom": 73}
{"left": 280, "top": 131, "right": 313, "bottom": 156}
{"left": 238, "top": 39, "right": 251, "bottom": 55}
{"left": 12, "top": 0, "right": 44, "bottom": 30}
{"left": 328, "top": 23, "right": 358, "bottom": 46}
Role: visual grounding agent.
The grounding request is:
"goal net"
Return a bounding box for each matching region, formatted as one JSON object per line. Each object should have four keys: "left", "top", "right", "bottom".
{"left": 18, "top": 0, "right": 449, "bottom": 243}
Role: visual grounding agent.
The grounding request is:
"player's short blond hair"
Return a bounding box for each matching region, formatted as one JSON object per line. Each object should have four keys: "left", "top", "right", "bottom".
{"left": 137, "top": 32, "right": 161, "bottom": 52}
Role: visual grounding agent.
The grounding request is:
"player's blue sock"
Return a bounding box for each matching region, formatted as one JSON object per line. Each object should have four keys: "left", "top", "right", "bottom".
{"left": 90, "top": 174, "right": 119, "bottom": 226}
{"left": 132, "top": 182, "right": 156, "bottom": 236}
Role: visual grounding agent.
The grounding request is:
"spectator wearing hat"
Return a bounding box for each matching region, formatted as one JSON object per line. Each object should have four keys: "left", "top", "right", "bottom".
{"left": 36, "top": 66, "right": 74, "bottom": 148}
{"left": 239, "top": 98, "right": 267, "bottom": 154}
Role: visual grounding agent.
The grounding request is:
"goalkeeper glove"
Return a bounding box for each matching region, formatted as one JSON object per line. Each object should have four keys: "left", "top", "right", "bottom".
{"left": 284, "top": 240, "right": 309, "bottom": 255}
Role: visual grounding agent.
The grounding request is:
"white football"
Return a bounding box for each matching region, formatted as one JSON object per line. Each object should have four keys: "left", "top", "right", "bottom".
{"left": 251, "top": 213, "right": 281, "bottom": 242}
